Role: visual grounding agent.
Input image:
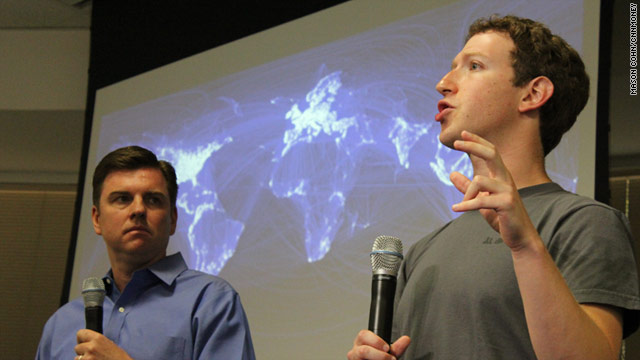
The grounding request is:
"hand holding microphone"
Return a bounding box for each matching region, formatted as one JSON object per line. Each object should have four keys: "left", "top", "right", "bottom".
{"left": 347, "top": 236, "right": 411, "bottom": 360}
{"left": 77, "top": 278, "right": 134, "bottom": 359}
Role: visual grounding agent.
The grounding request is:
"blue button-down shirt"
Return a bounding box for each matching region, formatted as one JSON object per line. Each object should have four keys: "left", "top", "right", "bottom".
{"left": 36, "top": 253, "right": 255, "bottom": 359}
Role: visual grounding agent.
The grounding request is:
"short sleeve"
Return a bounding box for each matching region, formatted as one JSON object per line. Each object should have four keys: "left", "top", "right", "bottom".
{"left": 549, "top": 204, "right": 640, "bottom": 338}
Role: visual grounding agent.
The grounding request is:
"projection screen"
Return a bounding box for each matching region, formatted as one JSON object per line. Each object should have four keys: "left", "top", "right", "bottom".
{"left": 70, "top": 0, "right": 600, "bottom": 358}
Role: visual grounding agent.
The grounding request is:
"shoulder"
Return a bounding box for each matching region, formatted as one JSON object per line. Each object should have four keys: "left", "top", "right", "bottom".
{"left": 178, "top": 269, "right": 236, "bottom": 292}
{"left": 162, "top": 253, "right": 238, "bottom": 296}
{"left": 525, "top": 183, "right": 616, "bottom": 211}
{"left": 177, "top": 271, "right": 251, "bottom": 331}
{"left": 38, "top": 298, "right": 85, "bottom": 355}
{"left": 175, "top": 269, "right": 241, "bottom": 309}
{"left": 523, "top": 183, "right": 630, "bottom": 232}
{"left": 43, "top": 297, "right": 85, "bottom": 328}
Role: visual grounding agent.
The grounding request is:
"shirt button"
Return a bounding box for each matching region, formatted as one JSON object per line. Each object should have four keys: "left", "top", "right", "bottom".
{"left": 119, "top": 307, "right": 125, "bottom": 313}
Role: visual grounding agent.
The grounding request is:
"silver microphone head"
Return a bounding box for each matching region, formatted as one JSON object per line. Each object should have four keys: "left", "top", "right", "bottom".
{"left": 370, "top": 235, "right": 403, "bottom": 276}
{"left": 82, "top": 277, "right": 106, "bottom": 308}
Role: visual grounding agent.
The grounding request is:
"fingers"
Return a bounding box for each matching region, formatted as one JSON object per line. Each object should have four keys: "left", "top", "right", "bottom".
{"left": 75, "top": 331, "right": 133, "bottom": 360}
{"left": 450, "top": 130, "right": 516, "bottom": 213}
{"left": 347, "top": 346, "right": 396, "bottom": 360}
{"left": 75, "top": 329, "right": 100, "bottom": 360}
{"left": 456, "top": 131, "right": 495, "bottom": 156}
{"left": 390, "top": 336, "right": 411, "bottom": 357}
{"left": 347, "top": 330, "right": 399, "bottom": 360}
{"left": 449, "top": 171, "right": 471, "bottom": 195}
{"left": 76, "top": 329, "right": 99, "bottom": 344}
{"left": 452, "top": 175, "right": 512, "bottom": 212}
{"left": 453, "top": 131, "right": 509, "bottom": 180}
{"left": 74, "top": 344, "right": 86, "bottom": 360}
{"left": 450, "top": 171, "right": 497, "bottom": 211}
{"left": 353, "top": 330, "right": 389, "bottom": 350}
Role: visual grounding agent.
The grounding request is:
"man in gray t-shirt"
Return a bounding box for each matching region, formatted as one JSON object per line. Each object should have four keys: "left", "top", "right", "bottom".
{"left": 348, "top": 15, "right": 640, "bottom": 360}
{"left": 393, "top": 183, "right": 639, "bottom": 359}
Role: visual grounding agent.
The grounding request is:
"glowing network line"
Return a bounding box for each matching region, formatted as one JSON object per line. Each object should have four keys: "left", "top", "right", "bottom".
{"left": 156, "top": 139, "right": 244, "bottom": 274}
{"left": 111, "top": 67, "right": 471, "bottom": 273}
{"left": 270, "top": 70, "right": 434, "bottom": 262}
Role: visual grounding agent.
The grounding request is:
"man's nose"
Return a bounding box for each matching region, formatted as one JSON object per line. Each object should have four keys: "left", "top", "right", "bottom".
{"left": 436, "top": 70, "right": 456, "bottom": 95}
{"left": 130, "top": 197, "right": 146, "bottom": 220}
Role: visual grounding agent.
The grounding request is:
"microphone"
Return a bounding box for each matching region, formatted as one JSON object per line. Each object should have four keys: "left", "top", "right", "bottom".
{"left": 82, "top": 277, "right": 106, "bottom": 333}
{"left": 368, "top": 235, "right": 403, "bottom": 344}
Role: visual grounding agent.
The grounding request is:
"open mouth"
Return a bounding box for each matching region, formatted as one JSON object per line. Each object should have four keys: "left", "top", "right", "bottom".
{"left": 435, "top": 100, "right": 453, "bottom": 122}
{"left": 437, "top": 100, "right": 452, "bottom": 113}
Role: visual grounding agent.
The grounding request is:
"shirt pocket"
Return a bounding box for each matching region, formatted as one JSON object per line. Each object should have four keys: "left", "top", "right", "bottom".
{"left": 126, "top": 335, "right": 187, "bottom": 360}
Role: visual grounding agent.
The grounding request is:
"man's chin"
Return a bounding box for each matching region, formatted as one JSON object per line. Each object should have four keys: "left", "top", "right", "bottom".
{"left": 438, "top": 132, "right": 457, "bottom": 150}
{"left": 121, "top": 245, "right": 167, "bottom": 266}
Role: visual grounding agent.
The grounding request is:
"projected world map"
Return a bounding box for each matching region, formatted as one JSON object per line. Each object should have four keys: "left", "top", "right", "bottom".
{"left": 98, "top": 1, "right": 579, "bottom": 276}
{"left": 107, "top": 68, "right": 471, "bottom": 274}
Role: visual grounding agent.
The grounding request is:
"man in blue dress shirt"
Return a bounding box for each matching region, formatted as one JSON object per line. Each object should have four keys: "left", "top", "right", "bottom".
{"left": 36, "top": 146, "right": 255, "bottom": 360}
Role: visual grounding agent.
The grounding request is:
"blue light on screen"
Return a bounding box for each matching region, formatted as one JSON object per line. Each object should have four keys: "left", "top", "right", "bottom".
{"left": 96, "top": 0, "right": 581, "bottom": 277}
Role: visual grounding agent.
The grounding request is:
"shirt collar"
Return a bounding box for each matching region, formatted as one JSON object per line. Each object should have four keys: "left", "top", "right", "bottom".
{"left": 102, "top": 252, "right": 188, "bottom": 294}
{"left": 518, "top": 182, "right": 563, "bottom": 198}
{"left": 146, "top": 252, "right": 188, "bottom": 286}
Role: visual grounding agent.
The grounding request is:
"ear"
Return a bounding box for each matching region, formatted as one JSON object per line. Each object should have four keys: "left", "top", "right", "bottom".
{"left": 91, "top": 205, "right": 102, "bottom": 235}
{"left": 518, "top": 76, "right": 554, "bottom": 113}
{"left": 170, "top": 206, "right": 178, "bottom": 235}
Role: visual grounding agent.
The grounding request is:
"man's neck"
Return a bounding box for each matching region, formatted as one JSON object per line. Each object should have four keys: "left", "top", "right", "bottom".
{"left": 109, "top": 253, "right": 165, "bottom": 292}
{"left": 470, "top": 137, "right": 551, "bottom": 189}
{"left": 111, "top": 268, "right": 134, "bottom": 293}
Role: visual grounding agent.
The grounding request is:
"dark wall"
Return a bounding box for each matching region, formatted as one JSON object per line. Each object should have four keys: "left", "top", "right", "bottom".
{"left": 88, "top": 1, "right": 348, "bottom": 90}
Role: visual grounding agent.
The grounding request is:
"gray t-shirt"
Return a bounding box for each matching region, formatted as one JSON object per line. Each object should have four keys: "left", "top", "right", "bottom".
{"left": 392, "top": 182, "right": 640, "bottom": 359}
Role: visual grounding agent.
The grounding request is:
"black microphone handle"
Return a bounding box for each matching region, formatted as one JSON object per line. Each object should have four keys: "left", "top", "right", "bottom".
{"left": 85, "top": 306, "right": 103, "bottom": 333}
{"left": 368, "top": 273, "right": 397, "bottom": 344}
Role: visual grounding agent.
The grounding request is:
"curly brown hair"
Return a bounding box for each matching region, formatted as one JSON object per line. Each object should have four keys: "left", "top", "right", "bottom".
{"left": 466, "top": 15, "right": 589, "bottom": 156}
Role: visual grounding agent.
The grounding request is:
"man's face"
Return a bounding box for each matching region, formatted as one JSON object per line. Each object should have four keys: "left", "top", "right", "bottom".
{"left": 435, "top": 31, "right": 525, "bottom": 148}
{"left": 92, "top": 167, "right": 177, "bottom": 267}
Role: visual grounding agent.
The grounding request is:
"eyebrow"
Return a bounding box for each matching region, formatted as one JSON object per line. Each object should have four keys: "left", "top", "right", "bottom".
{"left": 451, "top": 51, "right": 488, "bottom": 69}
{"left": 107, "top": 190, "right": 168, "bottom": 199}
{"left": 107, "top": 191, "right": 129, "bottom": 198}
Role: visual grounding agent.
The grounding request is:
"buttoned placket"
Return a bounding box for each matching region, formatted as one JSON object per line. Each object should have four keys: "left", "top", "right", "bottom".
{"left": 102, "top": 270, "right": 158, "bottom": 343}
